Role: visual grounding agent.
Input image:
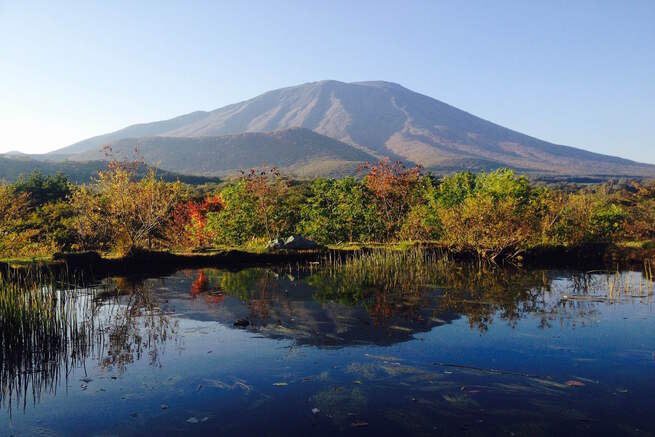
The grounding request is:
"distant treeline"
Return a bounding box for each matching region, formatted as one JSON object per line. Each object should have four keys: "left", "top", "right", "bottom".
{"left": 1, "top": 159, "right": 653, "bottom": 261}
{"left": 0, "top": 156, "right": 220, "bottom": 185}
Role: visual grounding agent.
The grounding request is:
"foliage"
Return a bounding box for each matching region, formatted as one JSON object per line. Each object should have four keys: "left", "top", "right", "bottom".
{"left": 168, "top": 195, "right": 223, "bottom": 248}
{"left": 299, "top": 177, "right": 380, "bottom": 244}
{"left": 70, "top": 165, "right": 182, "bottom": 254}
{"left": 209, "top": 179, "right": 263, "bottom": 245}
{"left": 617, "top": 181, "right": 655, "bottom": 241}
{"left": 436, "top": 170, "right": 543, "bottom": 260}
{"left": 439, "top": 195, "right": 541, "bottom": 261}
{"left": 360, "top": 159, "right": 422, "bottom": 240}
{"left": 0, "top": 160, "right": 651, "bottom": 262}
{"left": 547, "top": 190, "right": 625, "bottom": 246}
{"left": 0, "top": 184, "right": 32, "bottom": 256}
{"left": 13, "top": 171, "right": 72, "bottom": 206}
{"left": 242, "top": 167, "right": 292, "bottom": 240}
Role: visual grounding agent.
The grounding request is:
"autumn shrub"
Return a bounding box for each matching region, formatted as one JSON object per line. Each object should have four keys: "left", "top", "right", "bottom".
{"left": 0, "top": 183, "right": 34, "bottom": 257}
{"left": 439, "top": 195, "right": 541, "bottom": 261}
{"left": 398, "top": 176, "right": 441, "bottom": 241}
{"left": 436, "top": 170, "right": 542, "bottom": 260}
{"left": 547, "top": 191, "right": 625, "bottom": 246}
{"left": 617, "top": 181, "right": 655, "bottom": 242}
{"left": 70, "top": 165, "right": 182, "bottom": 254}
{"left": 168, "top": 195, "right": 223, "bottom": 249}
{"left": 360, "top": 159, "right": 422, "bottom": 241}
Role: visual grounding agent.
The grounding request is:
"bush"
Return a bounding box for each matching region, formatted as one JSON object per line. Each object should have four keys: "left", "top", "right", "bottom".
{"left": 299, "top": 178, "right": 380, "bottom": 244}
{"left": 548, "top": 192, "right": 625, "bottom": 246}
{"left": 439, "top": 195, "right": 540, "bottom": 261}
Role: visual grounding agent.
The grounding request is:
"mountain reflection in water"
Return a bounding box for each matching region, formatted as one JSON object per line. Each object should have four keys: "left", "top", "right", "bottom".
{"left": 1, "top": 262, "right": 654, "bottom": 436}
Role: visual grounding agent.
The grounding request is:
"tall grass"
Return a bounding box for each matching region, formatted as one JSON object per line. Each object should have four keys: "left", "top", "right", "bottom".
{"left": 0, "top": 268, "right": 177, "bottom": 414}
{"left": 318, "top": 247, "right": 449, "bottom": 294}
{"left": 0, "top": 268, "right": 96, "bottom": 413}
{"left": 604, "top": 262, "right": 655, "bottom": 300}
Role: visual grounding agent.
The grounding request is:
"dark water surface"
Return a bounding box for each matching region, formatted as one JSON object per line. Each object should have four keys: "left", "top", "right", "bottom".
{"left": 2, "top": 266, "right": 655, "bottom": 436}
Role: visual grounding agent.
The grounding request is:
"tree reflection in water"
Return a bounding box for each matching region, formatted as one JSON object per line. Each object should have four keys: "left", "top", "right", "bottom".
{"left": 2, "top": 254, "right": 649, "bottom": 415}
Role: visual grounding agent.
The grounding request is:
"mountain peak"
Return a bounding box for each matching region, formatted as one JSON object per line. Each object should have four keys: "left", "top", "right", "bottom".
{"left": 48, "top": 80, "right": 655, "bottom": 177}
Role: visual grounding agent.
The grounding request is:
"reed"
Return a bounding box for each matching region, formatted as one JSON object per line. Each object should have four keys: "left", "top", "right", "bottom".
{"left": 318, "top": 247, "right": 448, "bottom": 293}
{"left": 0, "top": 267, "right": 96, "bottom": 413}
{"left": 603, "top": 265, "right": 654, "bottom": 300}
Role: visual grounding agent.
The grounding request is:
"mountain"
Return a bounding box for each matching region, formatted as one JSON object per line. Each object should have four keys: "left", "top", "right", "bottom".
{"left": 71, "top": 128, "right": 376, "bottom": 177}
{"left": 0, "top": 155, "right": 220, "bottom": 185}
{"left": 50, "top": 111, "right": 210, "bottom": 156}
{"left": 51, "top": 80, "right": 655, "bottom": 177}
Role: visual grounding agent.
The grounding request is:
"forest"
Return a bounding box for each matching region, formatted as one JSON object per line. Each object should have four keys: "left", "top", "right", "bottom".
{"left": 1, "top": 158, "right": 654, "bottom": 263}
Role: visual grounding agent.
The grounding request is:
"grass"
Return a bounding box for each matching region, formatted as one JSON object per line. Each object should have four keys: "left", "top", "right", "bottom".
{"left": 0, "top": 255, "right": 53, "bottom": 265}
{"left": 319, "top": 246, "right": 448, "bottom": 292}
{"left": 0, "top": 267, "right": 95, "bottom": 412}
{"left": 604, "top": 261, "right": 655, "bottom": 299}
{"left": 0, "top": 267, "right": 177, "bottom": 413}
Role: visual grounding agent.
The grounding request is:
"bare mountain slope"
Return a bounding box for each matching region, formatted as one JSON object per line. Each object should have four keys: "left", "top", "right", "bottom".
{"left": 72, "top": 128, "right": 376, "bottom": 177}
{"left": 52, "top": 80, "right": 655, "bottom": 176}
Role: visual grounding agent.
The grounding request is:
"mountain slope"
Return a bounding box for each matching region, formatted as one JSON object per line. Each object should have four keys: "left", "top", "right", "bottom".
{"left": 53, "top": 111, "right": 209, "bottom": 156}
{"left": 51, "top": 80, "right": 655, "bottom": 177}
{"left": 0, "top": 155, "right": 220, "bottom": 184}
{"left": 72, "top": 128, "right": 376, "bottom": 177}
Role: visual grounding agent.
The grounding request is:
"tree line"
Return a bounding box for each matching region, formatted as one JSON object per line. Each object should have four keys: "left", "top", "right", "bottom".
{"left": 1, "top": 158, "right": 654, "bottom": 261}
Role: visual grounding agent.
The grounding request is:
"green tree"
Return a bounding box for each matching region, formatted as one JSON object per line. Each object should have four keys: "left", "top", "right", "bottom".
{"left": 13, "top": 171, "right": 72, "bottom": 206}
{"left": 209, "top": 180, "right": 263, "bottom": 245}
{"left": 299, "top": 177, "right": 380, "bottom": 244}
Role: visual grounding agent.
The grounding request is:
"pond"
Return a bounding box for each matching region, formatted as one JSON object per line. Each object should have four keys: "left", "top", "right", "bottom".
{"left": 2, "top": 257, "right": 655, "bottom": 436}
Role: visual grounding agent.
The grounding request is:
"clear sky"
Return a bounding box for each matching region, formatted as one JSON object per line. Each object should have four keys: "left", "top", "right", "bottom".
{"left": 1, "top": 0, "right": 654, "bottom": 163}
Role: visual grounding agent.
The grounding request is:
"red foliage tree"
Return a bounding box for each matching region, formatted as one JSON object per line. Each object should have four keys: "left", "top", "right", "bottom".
{"left": 359, "top": 159, "right": 422, "bottom": 240}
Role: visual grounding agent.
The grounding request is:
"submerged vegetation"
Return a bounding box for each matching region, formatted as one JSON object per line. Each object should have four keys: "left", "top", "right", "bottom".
{"left": 0, "top": 156, "right": 654, "bottom": 263}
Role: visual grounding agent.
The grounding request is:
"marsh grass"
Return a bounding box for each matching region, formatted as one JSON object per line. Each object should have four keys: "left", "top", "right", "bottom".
{"left": 0, "top": 268, "right": 176, "bottom": 414}
{"left": 317, "top": 247, "right": 449, "bottom": 295}
{"left": 604, "top": 263, "right": 655, "bottom": 300}
{"left": 0, "top": 268, "right": 96, "bottom": 413}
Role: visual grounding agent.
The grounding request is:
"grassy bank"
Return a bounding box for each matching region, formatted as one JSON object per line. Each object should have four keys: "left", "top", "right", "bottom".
{"left": 3, "top": 241, "right": 654, "bottom": 283}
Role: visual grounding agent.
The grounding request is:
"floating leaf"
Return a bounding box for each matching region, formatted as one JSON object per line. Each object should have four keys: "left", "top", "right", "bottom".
{"left": 351, "top": 421, "right": 369, "bottom": 427}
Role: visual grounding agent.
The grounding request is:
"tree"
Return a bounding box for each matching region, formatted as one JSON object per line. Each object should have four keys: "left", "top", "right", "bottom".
{"left": 547, "top": 190, "right": 625, "bottom": 246}
{"left": 71, "top": 163, "right": 182, "bottom": 254}
{"left": 242, "top": 167, "right": 290, "bottom": 240}
{"left": 359, "top": 159, "right": 422, "bottom": 241}
{"left": 436, "top": 169, "right": 542, "bottom": 261}
{"left": 617, "top": 181, "right": 655, "bottom": 242}
{"left": 210, "top": 180, "right": 263, "bottom": 245}
{"left": 439, "top": 195, "right": 541, "bottom": 262}
{"left": 0, "top": 184, "right": 32, "bottom": 256}
{"left": 13, "top": 171, "right": 72, "bottom": 206}
{"left": 299, "top": 177, "right": 379, "bottom": 244}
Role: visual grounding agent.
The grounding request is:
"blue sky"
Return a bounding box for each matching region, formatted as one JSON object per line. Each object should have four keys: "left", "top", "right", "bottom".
{"left": 1, "top": 0, "right": 654, "bottom": 162}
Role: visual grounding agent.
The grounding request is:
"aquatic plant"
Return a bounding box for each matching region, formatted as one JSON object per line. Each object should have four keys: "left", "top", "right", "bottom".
{"left": 0, "top": 268, "right": 95, "bottom": 413}
{"left": 0, "top": 268, "right": 177, "bottom": 414}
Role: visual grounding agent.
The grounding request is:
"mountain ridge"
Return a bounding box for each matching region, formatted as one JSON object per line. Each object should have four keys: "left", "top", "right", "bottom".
{"left": 70, "top": 128, "right": 377, "bottom": 178}
{"left": 47, "top": 80, "right": 655, "bottom": 177}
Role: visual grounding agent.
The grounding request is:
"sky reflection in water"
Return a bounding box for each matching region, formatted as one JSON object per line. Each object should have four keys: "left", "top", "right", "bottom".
{"left": 1, "top": 266, "right": 654, "bottom": 436}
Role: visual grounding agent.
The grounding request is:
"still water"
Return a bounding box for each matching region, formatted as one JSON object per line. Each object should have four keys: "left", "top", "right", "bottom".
{"left": 2, "top": 264, "right": 655, "bottom": 436}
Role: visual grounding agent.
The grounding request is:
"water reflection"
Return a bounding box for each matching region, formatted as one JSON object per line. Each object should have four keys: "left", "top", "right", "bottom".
{"left": 0, "top": 275, "right": 176, "bottom": 413}
{"left": 1, "top": 258, "right": 654, "bottom": 431}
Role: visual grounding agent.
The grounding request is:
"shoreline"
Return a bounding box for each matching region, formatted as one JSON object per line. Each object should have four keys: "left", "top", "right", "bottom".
{"left": 2, "top": 243, "right": 653, "bottom": 280}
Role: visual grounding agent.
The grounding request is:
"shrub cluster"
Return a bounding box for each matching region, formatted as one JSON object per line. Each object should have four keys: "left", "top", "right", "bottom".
{"left": 0, "top": 160, "right": 651, "bottom": 260}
